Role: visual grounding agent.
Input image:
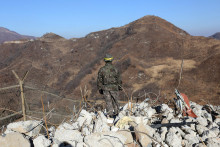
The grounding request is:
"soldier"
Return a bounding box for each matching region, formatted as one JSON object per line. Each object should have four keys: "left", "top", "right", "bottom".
{"left": 97, "top": 54, "right": 122, "bottom": 117}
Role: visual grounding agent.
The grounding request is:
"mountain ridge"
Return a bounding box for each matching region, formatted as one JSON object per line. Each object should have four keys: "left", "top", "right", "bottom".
{"left": 1, "top": 15, "right": 220, "bottom": 123}
{"left": 210, "top": 32, "right": 220, "bottom": 40}
{"left": 0, "top": 27, "right": 35, "bottom": 44}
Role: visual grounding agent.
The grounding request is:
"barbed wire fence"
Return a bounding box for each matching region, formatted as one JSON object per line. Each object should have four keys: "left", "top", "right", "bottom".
{"left": 0, "top": 69, "right": 166, "bottom": 131}
{"left": 0, "top": 70, "right": 129, "bottom": 127}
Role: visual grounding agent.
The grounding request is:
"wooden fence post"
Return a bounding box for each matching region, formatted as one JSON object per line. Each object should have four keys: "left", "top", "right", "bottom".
{"left": 12, "top": 70, "right": 29, "bottom": 121}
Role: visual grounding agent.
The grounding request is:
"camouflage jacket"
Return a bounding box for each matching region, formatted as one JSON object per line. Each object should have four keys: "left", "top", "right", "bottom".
{"left": 97, "top": 62, "right": 122, "bottom": 91}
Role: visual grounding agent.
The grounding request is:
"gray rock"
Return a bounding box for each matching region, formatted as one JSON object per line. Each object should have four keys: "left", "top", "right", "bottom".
{"left": 206, "top": 137, "right": 220, "bottom": 147}
{"left": 117, "top": 130, "right": 133, "bottom": 144}
{"left": 71, "top": 122, "right": 80, "bottom": 130}
{"left": 161, "top": 118, "right": 169, "bottom": 124}
{"left": 163, "top": 110, "right": 174, "bottom": 120}
{"left": 5, "top": 120, "right": 42, "bottom": 137}
{"left": 84, "top": 131, "right": 127, "bottom": 147}
{"left": 161, "top": 104, "right": 173, "bottom": 113}
{"left": 165, "top": 131, "right": 182, "bottom": 147}
{"left": 202, "top": 110, "right": 213, "bottom": 122}
{"left": 210, "top": 127, "right": 219, "bottom": 136}
{"left": 170, "top": 118, "right": 181, "bottom": 123}
{"left": 135, "top": 123, "right": 152, "bottom": 147}
{"left": 201, "top": 130, "right": 217, "bottom": 140}
{"left": 93, "top": 115, "right": 110, "bottom": 133}
{"left": 138, "top": 101, "right": 149, "bottom": 110}
{"left": 54, "top": 125, "right": 83, "bottom": 146}
{"left": 184, "top": 134, "right": 200, "bottom": 146}
{"left": 182, "top": 139, "right": 189, "bottom": 147}
{"left": 33, "top": 135, "right": 51, "bottom": 147}
{"left": 207, "top": 122, "right": 219, "bottom": 129}
{"left": 77, "top": 109, "right": 93, "bottom": 127}
{"left": 0, "top": 132, "right": 31, "bottom": 147}
{"left": 214, "top": 118, "right": 220, "bottom": 126}
{"left": 145, "top": 125, "right": 156, "bottom": 137}
{"left": 196, "top": 124, "right": 208, "bottom": 135}
{"left": 196, "top": 117, "right": 208, "bottom": 126}
{"left": 160, "top": 127, "right": 167, "bottom": 141}
{"left": 82, "top": 127, "right": 91, "bottom": 136}
{"left": 154, "top": 132, "right": 162, "bottom": 143}
{"left": 191, "top": 102, "right": 203, "bottom": 117}
{"left": 181, "top": 125, "right": 197, "bottom": 135}
{"left": 145, "top": 107, "right": 156, "bottom": 118}
{"left": 194, "top": 143, "right": 206, "bottom": 147}
{"left": 131, "top": 116, "right": 149, "bottom": 125}
{"left": 76, "top": 142, "right": 89, "bottom": 147}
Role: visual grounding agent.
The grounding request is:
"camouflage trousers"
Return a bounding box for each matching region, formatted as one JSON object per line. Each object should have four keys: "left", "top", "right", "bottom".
{"left": 103, "top": 90, "right": 120, "bottom": 116}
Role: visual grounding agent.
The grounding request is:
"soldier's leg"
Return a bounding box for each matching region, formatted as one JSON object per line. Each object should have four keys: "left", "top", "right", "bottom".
{"left": 110, "top": 91, "right": 120, "bottom": 114}
{"left": 103, "top": 90, "right": 114, "bottom": 116}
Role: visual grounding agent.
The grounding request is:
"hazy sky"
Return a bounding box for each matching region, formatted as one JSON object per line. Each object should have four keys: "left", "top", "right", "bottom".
{"left": 1, "top": 0, "right": 220, "bottom": 38}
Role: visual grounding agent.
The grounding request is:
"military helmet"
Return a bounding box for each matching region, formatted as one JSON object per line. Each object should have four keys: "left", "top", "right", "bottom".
{"left": 104, "top": 54, "right": 113, "bottom": 62}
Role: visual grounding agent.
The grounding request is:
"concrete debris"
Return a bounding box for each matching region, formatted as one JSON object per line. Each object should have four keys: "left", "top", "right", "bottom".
{"left": 134, "top": 123, "right": 152, "bottom": 147}
{"left": 0, "top": 132, "right": 31, "bottom": 147}
{"left": 54, "top": 125, "right": 83, "bottom": 146}
{"left": 84, "top": 131, "right": 127, "bottom": 147}
{"left": 2, "top": 100, "right": 220, "bottom": 147}
{"left": 165, "top": 131, "right": 182, "bottom": 147}
{"left": 33, "top": 135, "right": 51, "bottom": 147}
{"left": 5, "top": 120, "right": 42, "bottom": 137}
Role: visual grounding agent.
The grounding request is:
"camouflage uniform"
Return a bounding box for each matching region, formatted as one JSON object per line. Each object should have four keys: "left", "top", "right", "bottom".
{"left": 97, "top": 61, "right": 122, "bottom": 116}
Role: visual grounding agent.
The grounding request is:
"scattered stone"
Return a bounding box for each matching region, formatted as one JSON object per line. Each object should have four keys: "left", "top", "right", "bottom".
{"left": 206, "top": 137, "right": 220, "bottom": 147}
{"left": 54, "top": 125, "right": 83, "bottom": 146}
{"left": 131, "top": 116, "right": 149, "bottom": 125}
{"left": 2, "top": 100, "right": 219, "bottom": 147}
{"left": 196, "top": 124, "right": 208, "bottom": 135}
{"left": 170, "top": 118, "right": 181, "bottom": 123}
{"left": 33, "top": 135, "right": 51, "bottom": 147}
{"left": 160, "top": 127, "right": 167, "bottom": 141}
{"left": 76, "top": 142, "right": 89, "bottom": 147}
{"left": 145, "top": 107, "right": 156, "bottom": 118}
{"left": 214, "top": 118, "right": 220, "bottom": 125}
{"left": 77, "top": 109, "right": 93, "bottom": 127}
{"left": 5, "top": 120, "right": 42, "bottom": 137}
{"left": 161, "top": 118, "right": 169, "bottom": 124}
{"left": 135, "top": 123, "right": 152, "bottom": 147}
{"left": 0, "top": 132, "right": 31, "bottom": 147}
{"left": 201, "top": 130, "right": 217, "bottom": 140}
{"left": 165, "top": 131, "right": 182, "bottom": 147}
{"left": 184, "top": 134, "right": 200, "bottom": 146}
{"left": 117, "top": 130, "right": 133, "bottom": 144}
{"left": 84, "top": 131, "right": 127, "bottom": 147}
{"left": 196, "top": 116, "right": 208, "bottom": 126}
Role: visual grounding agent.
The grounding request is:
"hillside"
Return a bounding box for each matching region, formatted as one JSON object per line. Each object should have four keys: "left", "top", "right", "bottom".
{"left": 210, "top": 32, "right": 220, "bottom": 40}
{"left": 1, "top": 15, "right": 220, "bottom": 123}
{"left": 0, "top": 27, "right": 35, "bottom": 44}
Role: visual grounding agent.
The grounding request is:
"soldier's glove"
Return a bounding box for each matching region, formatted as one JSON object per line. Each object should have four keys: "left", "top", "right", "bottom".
{"left": 99, "top": 89, "right": 103, "bottom": 94}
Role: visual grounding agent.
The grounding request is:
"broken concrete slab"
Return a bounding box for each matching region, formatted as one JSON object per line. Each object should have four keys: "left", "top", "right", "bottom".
{"left": 76, "top": 109, "right": 93, "bottom": 127}
{"left": 54, "top": 126, "right": 83, "bottom": 146}
{"left": 165, "top": 131, "right": 182, "bottom": 147}
{"left": 0, "top": 132, "right": 31, "bottom": 147}
{"left": 117, "top": 130, "right": 133, "bottom": 144}
{"left": 84, "top": 131, "right": 127, "bottom": 147}
{"left": 33, "top": 135, "right": 51, "bottom": 147}
{"left": 184, "top": 133, "right": 200, "bottom": 146}
{"left": 5, "top": 120, "right": 42, "bottom": 137}
{"left": 134, "top": 123, "right": 152, "bottom": 147}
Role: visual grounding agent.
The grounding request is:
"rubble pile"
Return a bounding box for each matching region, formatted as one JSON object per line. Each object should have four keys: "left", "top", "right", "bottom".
{"left": 1, "top": 100, "right": 220, "bottom": 147}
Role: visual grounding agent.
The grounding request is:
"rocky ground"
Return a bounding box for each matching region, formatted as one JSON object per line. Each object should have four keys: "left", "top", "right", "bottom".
{"left": 0, "top": 99, "right": 220, "bottom": 147}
